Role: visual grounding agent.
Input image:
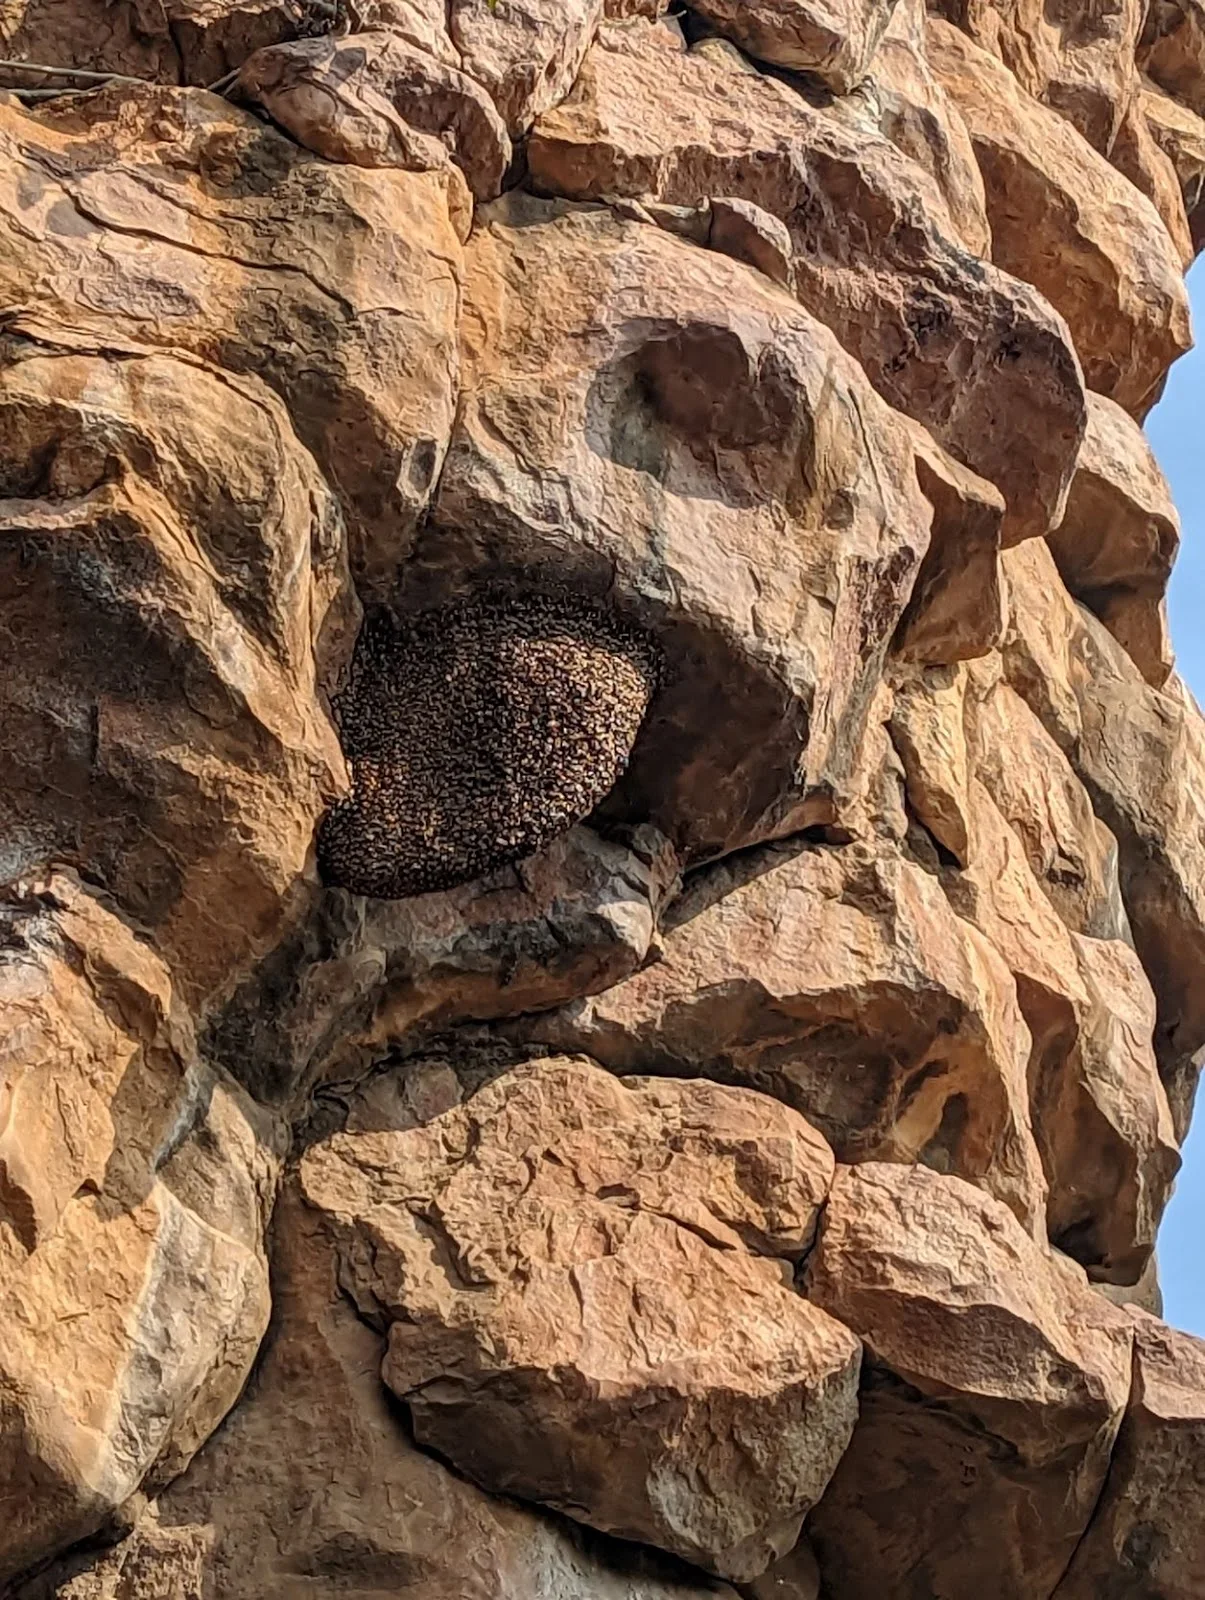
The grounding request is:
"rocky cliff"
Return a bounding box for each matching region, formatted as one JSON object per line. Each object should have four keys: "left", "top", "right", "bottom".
{"left": 1, "top": 0, "right": 1204, "bottom": 1595}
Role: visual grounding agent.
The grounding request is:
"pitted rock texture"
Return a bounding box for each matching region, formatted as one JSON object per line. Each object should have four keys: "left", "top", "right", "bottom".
{"left": 3, "top": 0, "right": 1205, "bottom": 1593}
{"left": 300, "top": 1056, "right": 860, "bottom": 1581}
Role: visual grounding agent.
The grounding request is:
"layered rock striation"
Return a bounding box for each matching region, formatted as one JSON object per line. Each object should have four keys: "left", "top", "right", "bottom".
{"left": 1, "top": 0, "right": 1204, "bottom": 1595}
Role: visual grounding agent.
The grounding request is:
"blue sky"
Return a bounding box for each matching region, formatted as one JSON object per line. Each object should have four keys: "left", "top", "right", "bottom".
{"left": 1144, "top": 257, "right": 1203, "bottom": 1334}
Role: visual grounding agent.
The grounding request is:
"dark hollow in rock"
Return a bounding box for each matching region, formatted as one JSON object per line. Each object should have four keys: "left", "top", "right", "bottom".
{"left": 317, "top": 589, "right": 662, "bottom": 899}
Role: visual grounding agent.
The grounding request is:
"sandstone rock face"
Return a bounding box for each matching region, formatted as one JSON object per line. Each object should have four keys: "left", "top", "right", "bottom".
{"left": 805, "top": 1163, "right": 1134, "bottom": 1600}
{"left": 3, "top": 0, "right": 1205, "bottom": 1592}
{"left": 301, "top": 1057, "right": 860, "bottom": 1581}
{"left": 528, "top": 17, "right": 1088, "bottom": 547}
{"left": 0, "top": 875, "right": 280, "bottom": 1582}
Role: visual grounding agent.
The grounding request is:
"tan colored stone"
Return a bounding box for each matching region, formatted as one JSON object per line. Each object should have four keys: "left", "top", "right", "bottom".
{"left": 1004, "top": 539, "right": 1205, "bottom": 1136}
{"left": 0, "top": 0, "right": 301, "bottom": 84}
{"left": 300, "top": 1057, "right": 860, "bottom": 1581}
{"left": 928, "top": 18, "right": 1192, "bottom": 416}
{"left": 944, "top": 778, "right": 1179, "bottom": 1283}
{"left": 0, "top": 875, "right": 280, "bottom": 1585}
{"left": 891, "top": 429, "right": 1007, "bottom": 665}
{"left": 528, "top": 838, "right": 1047, "bottom": 1230}
{"left": 870, "top": 0, "right": 992, "bottom": 256}
{"left": 889, "top": 664, "right": 972, "bottom": 863}
{"left": 967, "top": 665, "right": 1129, "bottom": 940}
{"left": 1141, "top": 0, "right": 1205, "bottom": 118}
{"left": 528, "top": 17, "right": 1088, "bottom": 546}
{"left": 804, "top": 1162, "right": 1134, "bottom": 1600}
{"left": 932, "top": 0, "right": 1145, "bottom": 154}
{"left": 686, "top": 0, "right": 900, "bottom": 93}
{"left": 205, "top": 824, "right": 679, "bottom": 1106}
{"left": 235, "top": 32, "right": 511, "bottom": 200}
{"left": 0, "top": 336, "right": 351, "bottom": 1006}
{"left": 1055, "top": 1315, "right": 1205, "bottom": 1600}
{"left": 0, "top": 85, "right": 464, "bottom": 599}
{"left": 449, "top": 0, "right": 604, "bottom": 132}
{"left": 425, "top": 193, "right": 935, "bottom": 861}
{"left": 1110, "top": 96, "right": 1197, "bottom": 268}
{"left": 1048, "top": 389, "right": 1181, "bottom": 686}
{"left": 1143, "top": 74, "right": 1205, "bottom": 252}
{"left": 14, "top": 1179, "right": 744, "bottom": 1600}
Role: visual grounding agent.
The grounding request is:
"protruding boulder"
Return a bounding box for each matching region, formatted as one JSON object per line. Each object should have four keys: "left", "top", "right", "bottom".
{"left": 1143, "top": 74, "right": 1205, "bottom": 252}
{"left": 1004, "top": 539, "right": 1205, "bottom": 1137}
{"left": 928, "top": 18, "right": 1192, "bottom": 416}
{"left": 1054, "top": 1314, "right": 1205, "bottom": 1599}
{"left": 0, "top": 338, "right": 351, "bottom": 1005}
{"left": 685, "top": 0, "right": 901, "bottom": 93}
{"left": 300, "top": 1056, "right": 861, "bottom": 1581}
{"left": 12, "top": 1177, "right": 746, "bottom": 1600}
{"left": 424, "top": 193, "right": 936, "bottom": 861}
{"left": 1048, "top": 390, "right": 1181, "bottom": 687}
{"left": 527, "top": 838, "right": 1048, "bottom": 1231}
{"left": 235, "top": 32, "right": 512, "bottom": 201}
{"left": 0, "top": 85, "right": 465, "bottom": 598}
{"left": 528, "top": 17, "right": 1088, "bottom": 545}
{"left": 449, "top": 0, "right": 605, "bottom": 132}
{"left": 804, "top": 1163, "right": 1135, "bottom": 1600}
{"left": 1141, "top": 0, "right": 1205, "bottom": 118}
{"left": 0, "top": 875, "right": 280, "bottom": 1586}
{"left": 870, "top": 0, "right": 992, "bottom": 256}
{"left": 206, "top": 824, "right": 680, "bottom": 1106}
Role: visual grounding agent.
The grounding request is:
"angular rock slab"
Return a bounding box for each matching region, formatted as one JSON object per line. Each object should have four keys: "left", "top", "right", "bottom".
{"left": 804, "top": 1163, "right": 1134, "bottom": 1600}
{"left": 300, "top": 1056, "right": 861, "bottom": 1582}
{"left": 426, "top": 192, "right": 935, "bottom": 861}
{"left": 0, "top": 84, "right": 464, "bottom": 599}
{"left": 686, "top": 0, "right": 901, "bottom": 92}
{"left": 527, "top": 839, "right": 1048, "bottom": 1232}
{"left": 13, "top": 1180, "right": 745, "bottom": 1600}
{"left": 0, "top": 874, "right": 280, "bottom": 1585}
{"left": 0, "top": 336, "right": 351, "bottom": 1007}
{"left": 528, "top": 16, "right": 1088, "bottom": 546}
{"left": 1048, "top": 390, "right": 1181, "bottom": 687}
{"left": 1003, "top": 539, "right": 1205, "bottom": 1137}
{"left": 1055, "top": 1314, "right": 1205, "bottom": 1600}
{"left": 236, "top": 31, "right": 512, "bottom": 202}
{"left": 928, "top": 19, "right": 1191, "bottom": 416}
{"left": 206, "top": 824, "right": 680, "bottom": 1107}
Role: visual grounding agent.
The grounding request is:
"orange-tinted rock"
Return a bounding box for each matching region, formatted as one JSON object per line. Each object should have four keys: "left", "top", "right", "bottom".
{"left": 928, "top": 18, "right": 1192, "bottom": 415}
{"left": 527, "top": 838, "right": 1047, "bottom": 1231}
{"left": 805, "top": 1162, "right": 1134, "bottom": 1600}
{"left": 1055, "top": 1314, "right": 1205, "bottom": 1600}
{"left": 0, "top": 85, "right": 465, "bottom": 599}
{"left": 528, "top": 17, "right": 1088, "bottom": 545}
{"left": 0, "top": 875, "right": 280, "bottom": 1585}
{"left": 235, "top": 32, "right": 511, "bottom": 200}
{"left": 686, "top": 0, "right": 901, "bottom": 92}
{"left": 301, "top": 1057, "right": 860, "bottom": 1581}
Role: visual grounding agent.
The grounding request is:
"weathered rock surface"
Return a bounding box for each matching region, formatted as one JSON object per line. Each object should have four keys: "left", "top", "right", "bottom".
{"left": 928, "top": 17, "right": 1192, "bottom": 416}
{"left": 0, "top": 336, "right": 351, "bottom": 1007}
{"left": 14, "top": 1177, "right": 745, "bottom": 1600}
{"left": 804, "top": 1162, "right": 1134, "bottom": 1600}
{"left": 1004, "top": 540, "right": 1205, "bottom": 1137}
{"left": 0, "top": 85, "right": 465, "bottom": 600}
{"left": 686, "top": 0, "right": 900, "bottom": 92}
{"left": 299, "top": 1057, "right": 859, "bottom": 1582}
{"left": 235, "top": 32, "right": 512, "bottom": 201}
{"left": 1048, "top": 389, "right": 1181, "bottom": 686}
{"left": 527, "top": 839, "right": 1048, "bottom": 1232}
{"left": 1055, "top": 1313, "right": 1205, "bottom": 1599}
{"left": 424, "top": 193, "right": 937, "bottom": 861}
{"left": 528, "top": 16, "right": 1089, "bottom": 547}
{"left": 0, "top": 874, "right": 280, "bottom": 1585}
{"left": 1, "top": 0, "right": 1204, "bottom": 1590}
